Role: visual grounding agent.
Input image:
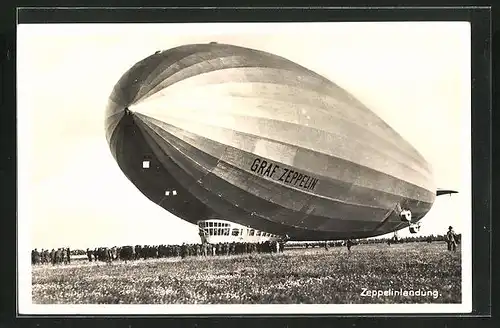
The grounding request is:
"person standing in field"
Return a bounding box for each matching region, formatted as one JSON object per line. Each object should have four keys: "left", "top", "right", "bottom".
{"left": 31, "top": 249, "right": 40, "bottom": 265}
{"left": 346, "top": 239, "right": 353, "bottom": 254}
{"left": 180, "top": 243, "right": 187, "bottom": 259}
{"left": 42, "top": 249, "right": 49, "bottom": 264}
{"left": 446, "top": 226, "right": 457, "bottom": 252}
{"left": 50, "top": 249, "right": 56, "bottom": 265}
{"left": 86, "top": 248, "right": 92, "bottom": 262}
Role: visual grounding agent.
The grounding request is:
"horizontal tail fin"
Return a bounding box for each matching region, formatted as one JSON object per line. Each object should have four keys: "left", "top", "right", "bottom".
{"left": 436, "top": 189, "right": 458, "bottom": 196}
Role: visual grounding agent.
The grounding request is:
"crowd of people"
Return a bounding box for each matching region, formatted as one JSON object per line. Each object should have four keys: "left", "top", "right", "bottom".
{"left": 31, "top": 241, "right": 286, "bottom": 265}
{"left": 111, "top": 241, "right": 286, "bottom": 262}
{"left": 31, "top": 248, "right": 71, "bottom": 265}
{"left": 31, "top": 227, "right": 460, "bottom": 265}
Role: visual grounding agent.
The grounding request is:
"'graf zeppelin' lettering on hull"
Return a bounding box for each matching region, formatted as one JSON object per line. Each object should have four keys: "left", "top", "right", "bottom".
{"left": 250, "top": 157, "right": 319, "bottom": 191}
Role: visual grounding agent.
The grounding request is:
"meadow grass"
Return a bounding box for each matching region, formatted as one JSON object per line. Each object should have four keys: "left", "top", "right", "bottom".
{"left": 31, "top": 242, "right": 461, "bottom": 304}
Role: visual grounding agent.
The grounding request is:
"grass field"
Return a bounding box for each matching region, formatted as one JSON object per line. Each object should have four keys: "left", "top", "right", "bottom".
{"left": 31, "top": 242, "right": 461, "bottom": 304}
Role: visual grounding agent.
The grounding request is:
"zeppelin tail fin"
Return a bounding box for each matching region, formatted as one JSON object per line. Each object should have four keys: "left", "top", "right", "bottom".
{"left": 436, "top": 189, "right": 458, "bottom": 196}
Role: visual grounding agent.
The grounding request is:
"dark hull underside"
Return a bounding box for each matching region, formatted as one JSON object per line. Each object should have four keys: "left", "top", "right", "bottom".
{"left": 108, "top": 112, "right": 432, "bottom": 240}
{"left": 105, "top": 43, "right": 435, "bottom": 241}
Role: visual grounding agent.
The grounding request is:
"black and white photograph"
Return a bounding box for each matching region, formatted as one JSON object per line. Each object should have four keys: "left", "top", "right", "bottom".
{"left": 17, "top": 21, "right": 472, "bottom": 314}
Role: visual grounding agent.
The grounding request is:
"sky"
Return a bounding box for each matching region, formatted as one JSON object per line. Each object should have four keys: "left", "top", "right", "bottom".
{"left": 17, "top": 22, "right": 471, "bottom": 250}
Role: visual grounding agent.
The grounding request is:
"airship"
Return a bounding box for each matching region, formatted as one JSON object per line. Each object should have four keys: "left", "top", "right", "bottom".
{"left": 105, "top": 42, "right": 454, "bottom": 242}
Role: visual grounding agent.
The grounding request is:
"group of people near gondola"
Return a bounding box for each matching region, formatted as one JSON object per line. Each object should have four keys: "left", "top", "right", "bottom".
{"left": 179, "top": 240, "right": 285, "bottom": 259}
{"left": 76, "top": 241, "right": 286, "bottom": 263}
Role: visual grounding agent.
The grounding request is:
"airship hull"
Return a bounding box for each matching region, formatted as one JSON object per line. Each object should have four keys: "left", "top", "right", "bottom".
{"left": 106, "top": 43, "right": 435, "bottom": 240}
